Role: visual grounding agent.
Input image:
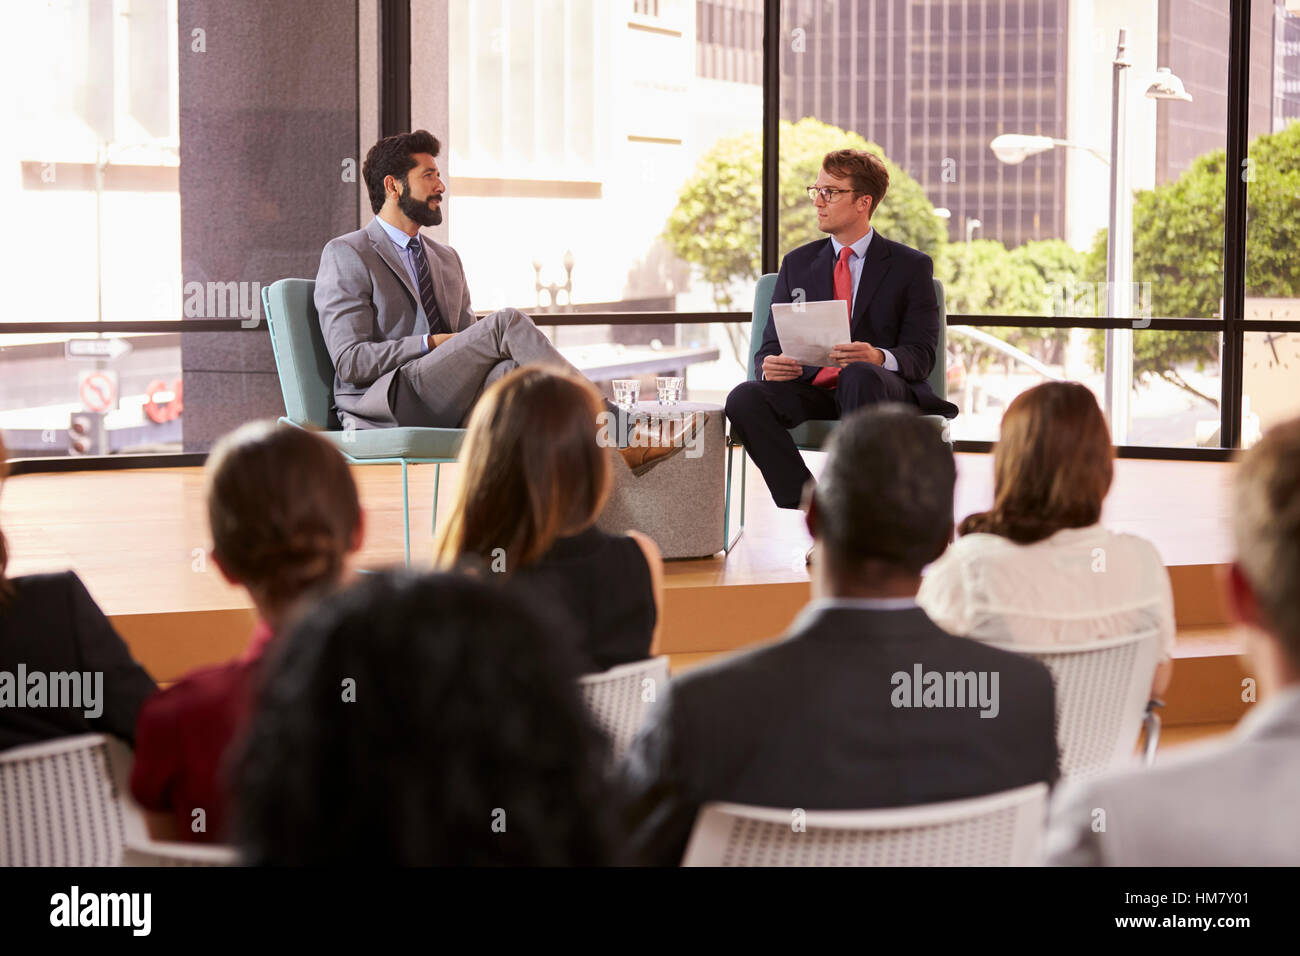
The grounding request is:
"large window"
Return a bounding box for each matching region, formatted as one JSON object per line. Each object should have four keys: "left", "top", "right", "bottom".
{"left": 1, "top": 0, "right": 1280, "bottom": 466}
{"left": 2, "top": 0, "right": 360, "bottom": 459}
{"left": 776, "top": 0, "right": 1248, "bottom": 448}
{"left": 4, "top": 0, "right": 181, "bottom": 457}
{"left": 446, "top": 0, "right": 761, "bottom": 406}
{"left": 1242, "top": 0, "right": 1300, "bottom": 446}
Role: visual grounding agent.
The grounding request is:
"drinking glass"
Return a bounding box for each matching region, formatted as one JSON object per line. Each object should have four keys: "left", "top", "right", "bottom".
{"left": 656, "top": 376, "right": 683, "bottom": 405}
{"left": 612, "top": 379, "right": 641, "bottom": 410}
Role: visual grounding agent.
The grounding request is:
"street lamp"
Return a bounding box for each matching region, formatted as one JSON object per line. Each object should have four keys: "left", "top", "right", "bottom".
{"left": 989, "top": 30, "right": 1192, "bottom": 443}
{"left": 1106, "top": 30, "right": 1193, "bottom": 443}
{"left": 532, "top": 251, "right": 576, "bottom": 312}
{"left": 965, "top": 218, "right": 982, "bottom": 245}
{"left": 989, "top": 134, "right": 1108, "bottom": 166}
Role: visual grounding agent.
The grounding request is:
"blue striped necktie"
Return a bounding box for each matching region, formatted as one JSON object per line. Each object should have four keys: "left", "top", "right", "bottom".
{"left": 406, "top": 236, "right": 448, "bottom": 335}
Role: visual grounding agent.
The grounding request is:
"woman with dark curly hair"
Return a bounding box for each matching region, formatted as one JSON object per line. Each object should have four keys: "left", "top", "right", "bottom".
{"left": 130, "top": 421, "right": 365, "bottom": 844}
{"left": 232, "top": 571, "right": 618, "bottom": 865}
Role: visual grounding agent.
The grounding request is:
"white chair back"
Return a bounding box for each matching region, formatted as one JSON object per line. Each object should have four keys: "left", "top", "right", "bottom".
{"left": 111, "top": 747, "right": 239, "bottom": 867}
{"left": 578, "top": 656, "right": 670, "bottom": 759}
{"left": 0, "top": 733, "right": 130, "bottom": 866}
{"left": 992, "top": 629, "right": 1161, "bottom": 780}
{"left": 119, "top": 838, "right": 239, "bottom": 867}
{"left": 682, "top": 783, "right": 1048, "bottom": 866}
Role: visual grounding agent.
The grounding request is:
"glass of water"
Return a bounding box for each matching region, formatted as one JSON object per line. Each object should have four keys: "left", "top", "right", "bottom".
{"left": 656, "top": 376, "right": 683, "bottom": 405}
{"left": 612, "top": 379, "right": 641, "bottom": 410}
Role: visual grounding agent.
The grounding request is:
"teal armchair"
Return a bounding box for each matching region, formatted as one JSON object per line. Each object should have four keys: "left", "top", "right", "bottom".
{"left": 261, "top": 278, "right": 465, "bottom": 566}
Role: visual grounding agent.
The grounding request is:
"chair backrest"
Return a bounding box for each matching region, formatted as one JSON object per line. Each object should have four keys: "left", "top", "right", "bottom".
{"left": 747, "top": 273, "right": 947, "bottom": 399}
{"left": 682, "top": 782, "right": 1047, "bottom": 866}
{"left": 0, "top": 733, "right": 129, "bottom": 866}
{"left": 578, "top": 656, "right": 671, "bottom": 760}
{"left": 262, "top": 277, "right": 337, "bottom": 429}
{"left": 116, "top": 784, "right": 239, "bottom": 866}
{"left": 119, "top": 838, "right": 239, "bottom": 867}
{"left": 991, "top": 629, "right": 1162, "bottom": 781}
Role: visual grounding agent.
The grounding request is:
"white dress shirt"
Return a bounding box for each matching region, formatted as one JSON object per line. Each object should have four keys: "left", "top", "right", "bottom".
{"left": 916, "top": 524, "right": 1176, "bottom": 658}
{"left": 375, "top": 216, "right": 433, "bottom": 353}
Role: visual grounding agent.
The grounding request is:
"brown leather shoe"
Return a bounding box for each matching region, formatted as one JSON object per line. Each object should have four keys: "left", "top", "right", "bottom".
{"left": 619, "top": 412, "right": 708, "bottom": 477}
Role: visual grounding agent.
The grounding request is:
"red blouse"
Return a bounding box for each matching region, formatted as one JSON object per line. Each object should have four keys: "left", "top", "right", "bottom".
{"left": 129, "top": 619, "right": 276, "bottom": 844}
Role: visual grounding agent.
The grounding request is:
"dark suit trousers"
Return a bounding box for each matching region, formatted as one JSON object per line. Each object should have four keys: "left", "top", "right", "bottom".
{"left": 725, "top": 361, "right": 916, "bottom": 509}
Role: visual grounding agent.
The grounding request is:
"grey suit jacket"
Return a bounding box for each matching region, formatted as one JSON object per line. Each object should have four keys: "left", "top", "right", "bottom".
{"left": 1044, "top": 688, "right": 1300, "bottom": 866}
{"left": 315, "top": 217, "right": 477, "bottom": 426}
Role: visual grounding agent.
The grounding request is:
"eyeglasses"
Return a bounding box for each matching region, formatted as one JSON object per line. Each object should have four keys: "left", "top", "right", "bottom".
{"left": 807, "top": 185, "right": 855, "bottom": 204}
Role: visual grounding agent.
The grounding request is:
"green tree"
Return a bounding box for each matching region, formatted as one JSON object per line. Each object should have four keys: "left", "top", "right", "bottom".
{"left": 1083, "top": 120, "right": 1300, "bottom": 406}
{"left": 664, "top": 117, "right": 947, "bottom": 309}
{"left": 935, "top": 238, "right": 1084, "bottom": 371}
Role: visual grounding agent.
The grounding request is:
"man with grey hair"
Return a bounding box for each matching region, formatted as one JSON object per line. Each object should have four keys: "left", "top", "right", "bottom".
{"left": 1045, "top": 416, "right": 1300, "bottom": 865}
{"left": 617, "top": 405, "right": 1058, "bottom": 865}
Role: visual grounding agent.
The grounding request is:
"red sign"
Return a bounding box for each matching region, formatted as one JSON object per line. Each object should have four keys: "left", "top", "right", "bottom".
{"left": 144, "top": 378, "right": 184, "bottom": 424}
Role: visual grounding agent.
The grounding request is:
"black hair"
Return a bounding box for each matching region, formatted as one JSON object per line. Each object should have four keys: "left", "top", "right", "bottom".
{"left": 231, "top": 570, "right": 618, "bottom": 865}
{"left": 815, "top": 404, "right": 956, "bottom": 576}
{"left": 362, "top": 130, "right": 441, "bottom": 214}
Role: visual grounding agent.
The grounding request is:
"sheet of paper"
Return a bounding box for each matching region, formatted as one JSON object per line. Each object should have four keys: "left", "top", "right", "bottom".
{"left": 770, "top": 300, "right": 851, "bottom": 367}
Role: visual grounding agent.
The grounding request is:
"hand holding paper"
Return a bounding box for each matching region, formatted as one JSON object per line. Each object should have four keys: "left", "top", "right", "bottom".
{"left": 770, "top": 300, "right": 851, "bottom": 368}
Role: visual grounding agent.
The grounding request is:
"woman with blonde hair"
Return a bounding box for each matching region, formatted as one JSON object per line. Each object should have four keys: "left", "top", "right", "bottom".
{"left": 437, "top": 366, "right": 663, "bottom": 672}
{"left": 917, "top": 381, "right": 1174, "bottom": 695}
{"left": 131, "top": 421, "right": 365, "bottom": 842}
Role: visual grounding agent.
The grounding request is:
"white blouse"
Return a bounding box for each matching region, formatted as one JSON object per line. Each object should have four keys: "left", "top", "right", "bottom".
{"left": 917, "top": 524, "right": 1176, "bottom": 659}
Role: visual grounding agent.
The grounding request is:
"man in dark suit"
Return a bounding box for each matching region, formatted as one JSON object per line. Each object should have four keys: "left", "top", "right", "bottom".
{"left": 616, "top": 407, "right": 1058, "bottom": 866}
{"left": 726, "top": 148, "right": 958, "bottom": 509}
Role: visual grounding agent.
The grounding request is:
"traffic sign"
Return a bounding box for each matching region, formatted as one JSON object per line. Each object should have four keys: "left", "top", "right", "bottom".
{"left": 66, "top": 338, "right": 132, "bottom": 360}
{"left": 78, "top": 370, "right": 119, "bottom": 413}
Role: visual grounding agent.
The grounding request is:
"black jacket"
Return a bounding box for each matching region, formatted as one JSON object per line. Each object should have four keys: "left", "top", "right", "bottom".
{"left": 755, "top": 233, "right": 958, "bottom": 417}
{"left": 0, "top": 572, "right": 156, "bottom": 753}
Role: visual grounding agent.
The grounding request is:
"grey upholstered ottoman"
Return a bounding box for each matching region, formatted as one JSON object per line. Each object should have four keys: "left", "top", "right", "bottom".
{"left": 596, "top": 401, "right": 725, "bottom": 559}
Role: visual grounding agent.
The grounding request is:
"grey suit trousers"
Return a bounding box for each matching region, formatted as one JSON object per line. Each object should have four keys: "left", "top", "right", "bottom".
{"left": 387, "top": 307, "right": 585, "bottom": 428}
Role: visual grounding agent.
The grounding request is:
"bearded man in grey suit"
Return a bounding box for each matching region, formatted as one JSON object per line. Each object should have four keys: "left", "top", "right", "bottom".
{"left": 1045, "top": 416, "right": 1300, "bottom": 866}
{"left": 315, "top": 130, "right": 696, "bottom": 472}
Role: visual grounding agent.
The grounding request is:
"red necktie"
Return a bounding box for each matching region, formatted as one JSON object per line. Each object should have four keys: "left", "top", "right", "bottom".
{"left": 813, "top": 246, "right": 854, "bottom": 389}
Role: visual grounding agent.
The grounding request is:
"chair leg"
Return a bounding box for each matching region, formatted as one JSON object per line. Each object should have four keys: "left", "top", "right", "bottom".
{"left": 724, "top": 442, "right": 734, "bottom": 552}
{"left": 402, "top": 459, "right": 412, "bottom": 568}
{"left": 724, "top": 442, "right": 746, "bottom": 553}
{"left": 739, "top": 447, "right": 747, "bottom": 528}
{"left": 1142, "top": 701, "right": 1163, "bottom": 766}
{"left": 431, "top": 462, "right": 442, "bottom": 544}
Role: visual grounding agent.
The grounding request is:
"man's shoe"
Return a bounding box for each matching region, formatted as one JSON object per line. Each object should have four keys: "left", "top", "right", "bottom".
{"left": 619, "top": 412, "right": 707, "bottom": 477}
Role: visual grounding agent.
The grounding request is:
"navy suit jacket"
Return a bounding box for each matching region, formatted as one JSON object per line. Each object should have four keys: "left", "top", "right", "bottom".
{"left": 755, "top": 232, "right": 958, "bottom": 418}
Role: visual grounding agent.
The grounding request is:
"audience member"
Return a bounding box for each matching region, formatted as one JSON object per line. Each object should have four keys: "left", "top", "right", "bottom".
{"left": 0, "top": 434, "right": 156, "bottom": 752}
{"left": 437, "top": 367, "right": 662, "bottom": 673}
{"left": 918, "top": 381, "right": 1175, "bottom": 697}
{"left": 130, "top": 422, "right": 363, "bottom": 843}
{"left": 233, "top": 571, "right": 617, "bottom": 865}
{"left": 1045, "top": 416, "right": 1300, "bottom": 865}
{"left": 617, "top": 406, "right": 1059, "bottom": 865}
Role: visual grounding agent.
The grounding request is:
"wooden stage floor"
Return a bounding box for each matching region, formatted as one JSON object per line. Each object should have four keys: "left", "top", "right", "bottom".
{"left": 1, "top": 452, "right": 1236, "bottom": 614}
{"left": 1, "top": 451, "right": 1249, "bottom": 737}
